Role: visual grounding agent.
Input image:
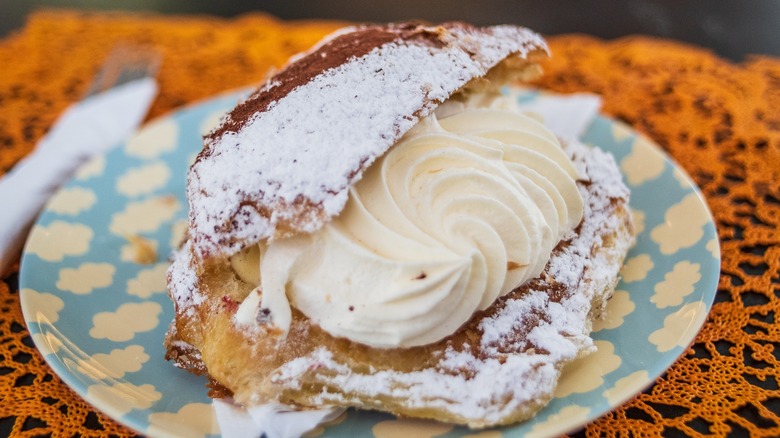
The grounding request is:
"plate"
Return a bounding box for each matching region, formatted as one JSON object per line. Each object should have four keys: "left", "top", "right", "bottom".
{"left": 20, "top": 88, "right": 720, "bottom": 438}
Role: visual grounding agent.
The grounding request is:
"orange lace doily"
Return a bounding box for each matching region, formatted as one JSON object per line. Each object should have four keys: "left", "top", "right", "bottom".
{"left": 1, "top": 10, "right": 778, "bottom": 437}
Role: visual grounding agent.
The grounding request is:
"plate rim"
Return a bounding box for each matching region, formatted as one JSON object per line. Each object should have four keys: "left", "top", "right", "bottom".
{"left": 18, "top": 87, "right": 721, "bottom": 438}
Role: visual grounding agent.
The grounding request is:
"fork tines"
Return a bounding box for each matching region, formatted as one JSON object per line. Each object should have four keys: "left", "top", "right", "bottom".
{"left": 84, "top": 45, "right": 161, "bottom": 98}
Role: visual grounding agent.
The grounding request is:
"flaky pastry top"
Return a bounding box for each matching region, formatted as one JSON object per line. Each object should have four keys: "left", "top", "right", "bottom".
{"left": 186, "top": 21, "right": 548, "bottom": 258}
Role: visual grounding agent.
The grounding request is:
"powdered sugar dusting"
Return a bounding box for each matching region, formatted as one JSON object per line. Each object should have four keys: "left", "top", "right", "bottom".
{"left": 167, "top": 240, "right": 201, "bottom": 318}
{"left": 187, "top": 23, "right": 547, "bottom": 258}
{"left": 166, "top": 22, "right": 636, "bottom": 426}
{"left": 265, "top": 139, "right": 634, "bottom": 425}
{"left": 274, "top": 346, "right": 557, "bottom": 423}
{"left": 166, "top": 135, "right": 632, "bottom": 426}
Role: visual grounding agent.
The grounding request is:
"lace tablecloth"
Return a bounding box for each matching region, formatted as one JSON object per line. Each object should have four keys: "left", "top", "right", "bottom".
{"left": 1, "top": 10, "right": 778, "bottom": 437}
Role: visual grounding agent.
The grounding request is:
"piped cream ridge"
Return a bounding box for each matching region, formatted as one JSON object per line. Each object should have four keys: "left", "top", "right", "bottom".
{"left": 230, "top": 96, "right": 585, "bottom": 348}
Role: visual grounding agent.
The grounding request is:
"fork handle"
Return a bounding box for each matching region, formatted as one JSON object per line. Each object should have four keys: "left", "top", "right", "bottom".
{"left": 0, "top": 77, "right": 157, "bottom": 274}
{"left": 0, "top": 149, "right": 76, "bottom": 272}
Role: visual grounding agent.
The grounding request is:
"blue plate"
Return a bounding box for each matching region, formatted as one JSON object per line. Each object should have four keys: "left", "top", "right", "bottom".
{"left": 20, "top": 88, "right": 720, "bottom": 437}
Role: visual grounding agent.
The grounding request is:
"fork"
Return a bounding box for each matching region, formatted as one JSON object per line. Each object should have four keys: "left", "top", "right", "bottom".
{"left": 0, "top": 45, "right": 160, "bottom": 273}
{"left": 33, "top": 45, "right": 161, "bottom": 156}
{"left": 83, "top": 45, "right": 161, "bottom": 98}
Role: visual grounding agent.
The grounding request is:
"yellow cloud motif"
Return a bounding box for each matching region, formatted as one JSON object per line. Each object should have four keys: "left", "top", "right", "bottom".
{"left": 26, "top": 221, "right": 93, "bottom": 262}
{"left": 74, "top": 155, "right": 105, "bottom": 180}
{"left": 47, "top": 187, "right": 97, "bottom": 216}
{"left": 620, "top": 136, "right": 665, "bottom": 186}
{"left": 652, "top": 261, "right": 701, "bottom": 309}
{"left": 554, "top": 340, "right": 621, "bottom": 398}
{"left": 125, "top": 118, "right": 178, "bottom": 159}
{"left": 620, "top": 254, "right": 654, "bottom": 283}
{"left": 673, "top": 167, "right": 692, "bottom": 188}
{"left": 200, "top": 109, "right": 230, "bottom": 136}
{"left": 630, "top": 208, "right": 646, "bottom": 235}
{"left": 188, "top": 152, "right": 199, "bottom": 167}
{"left": 527, "top": 405, "right": 590, "bottom": 438}
{"left": 77, "top": 345, "right": 149, "bottom": 380}
{"left": 86, "top": 382, "right": 161, "bottom": 416}
{"left": 22, "top": 288, "right": 64, "bottom": 324}
{"left": 109, "top": 196, "right": 180, "bottom": 236}
{"left": 90, "top": 302, "right": 162, "bottom": 342}
{"left": 649, "top": 301, "right": 708, "bottom": 352}
{"left": 611, "top": 120, "right": 633, "bottom": 141}
{"left": 127, "top": 263, "right": 168, "bottom": 298}
{"left": 603, "top": 370, "right": 649, "bottom": 405}
{"left": 706, "top": 238, "right": 720, "bottom": 259}
{"left": 116, "top": 161, "right": 171, "bottom": 197}
{"left": 147, "top": 403, "right": 219, "bottom": 438}
{"left": 170, "top": 219, "right": 188, "bottom": 249}
{"left": 372, "top": 419, "right": 453, "bottom": 438}
{"left": 462, "top": 431, "right": 503, "bottom": 438}
{"left": 56, "top": 262, "right": 115, "bottom": 294}
{"left": 650, "top": 192, "right": 710, "bottom": 254}
{"left": 593, "top": 290, "right": 635, "bottom": 332}
{"left": 303, "top": 410, "right": 348, "bottom": 437}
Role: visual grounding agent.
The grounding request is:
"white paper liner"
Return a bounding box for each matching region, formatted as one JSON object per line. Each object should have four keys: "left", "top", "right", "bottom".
{"left": 516, "top": 89, "right": 602, "bottom": 141}
{"left": 0, "top": 78, "right": 157, "bottom": 273}
{"left": 214, "top": 399, "right": 345, "bottom": 438}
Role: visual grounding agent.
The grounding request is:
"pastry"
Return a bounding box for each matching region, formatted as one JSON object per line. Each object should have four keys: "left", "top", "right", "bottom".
{"left": 165, "top": 21, "right": 635, "bottom": 428}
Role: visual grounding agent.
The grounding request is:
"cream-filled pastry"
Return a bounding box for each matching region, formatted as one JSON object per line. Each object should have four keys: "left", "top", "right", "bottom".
{"left": 165, "top": 21, "right": 634, "bottom": 428}
{"left": 230, "top": 98, "right": 584, "bottom": 349}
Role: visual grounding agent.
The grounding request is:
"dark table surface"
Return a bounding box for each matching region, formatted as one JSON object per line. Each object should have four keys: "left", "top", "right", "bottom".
{"left": 3, "top": 0, "right": 780, "bottom": 62}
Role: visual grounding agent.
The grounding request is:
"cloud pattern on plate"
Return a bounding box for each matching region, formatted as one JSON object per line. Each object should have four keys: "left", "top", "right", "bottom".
{"left": 56, "top": 262, "right": 116, "bottom": 294}
{"left": 75, "top": 345, "right": 150, "bottom": 379}
{"left": 19, "top": 91, "right": 720, "bottom": 438}
{"left": 47, "top": 187, "right": 97, "bottom": 216}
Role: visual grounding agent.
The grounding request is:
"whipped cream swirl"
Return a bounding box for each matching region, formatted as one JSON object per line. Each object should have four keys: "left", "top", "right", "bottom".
{"left": 233, "top": 97, "right": 584, "bottom": 348}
